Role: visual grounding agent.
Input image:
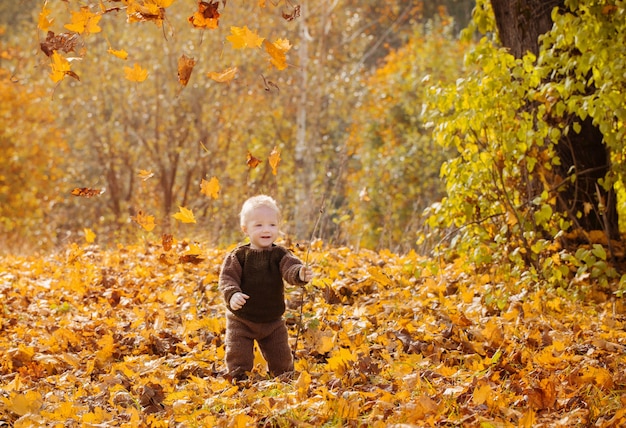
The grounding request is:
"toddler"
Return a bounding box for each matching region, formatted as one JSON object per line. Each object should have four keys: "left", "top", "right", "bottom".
{"left": 218, "top": 195, "right": 313, "bottom": 380}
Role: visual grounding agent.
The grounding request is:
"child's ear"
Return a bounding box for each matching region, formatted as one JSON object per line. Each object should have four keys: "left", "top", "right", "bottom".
{"left": 241, "top": 225, "right": 247, "bottom": 234}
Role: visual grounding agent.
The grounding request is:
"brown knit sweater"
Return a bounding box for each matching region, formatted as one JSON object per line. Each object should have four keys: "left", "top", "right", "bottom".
{"left": 219, "top": 244, "right": 307, "bottom": 322}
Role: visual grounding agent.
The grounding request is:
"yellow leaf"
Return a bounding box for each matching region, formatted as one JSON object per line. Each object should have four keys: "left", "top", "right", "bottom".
{"left": 263, "top": 38, "right": 291, "bottom": 70}
{"left": 269, "top": 146, "right": 281, "bottom": 175}
{"left": 95, "top": 334, "right": 115, "bottom": 366}
{"left": 107, "top": 47, "right": 128, "bottom": 60}
{"left": 326, "top": 347, "right": 356, "bottom": 374}
{"left": 472, "top": 383, "right": 492, "bottom": 406}
{"left": 207, "top": 66, "right": 238, "bottom": 83}
{"left": 38, "top": 4, "right": 54, "bottom": 31}
{"left": 294, "top": 371, "right": 311, "bottom": 401}
{"left": 84, "top": 228, "right": 96, "bottom": 244}
{"left": 9, "top": 390, "right": 43, "bottom": 416}
{"left": 138, "top": 169, "right": 154, "bottom": 181}
{"left": 124, "top": 63, "right": 149, "bottom": 82}
{"left": 186, "top": 242, "right": 202, "bottom": 255}
{"left": 49, "top": 51, "right": 72, "bottom": 83}
{"left": 226, "top": 26, "right": 264, "bottom": 49}
{"left": 132, "top": 210, "right": 156, "bottom": 232}
{"left": 201, "top": 176, "right": 220, "bottom": 199}
{"left": 172, "top": 206, "right": 196, "bottom": 224}
{"left": 65, "top": 7, "right": 102, "bottom": 34}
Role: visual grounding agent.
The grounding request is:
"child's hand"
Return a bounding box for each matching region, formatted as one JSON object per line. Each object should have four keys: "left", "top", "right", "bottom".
{"left": 299, "top": 266, "right": 314, "bottom": 282}
{"left": 230, "top": 292, "right": 249, "bottom": 310}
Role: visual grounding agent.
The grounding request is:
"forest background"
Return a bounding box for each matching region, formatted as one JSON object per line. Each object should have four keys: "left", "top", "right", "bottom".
{"left": 0, "top": 0, "right": 474, "bottom": 254}
{"left": 2, "top": 0, "right": 626, "bottom": 427}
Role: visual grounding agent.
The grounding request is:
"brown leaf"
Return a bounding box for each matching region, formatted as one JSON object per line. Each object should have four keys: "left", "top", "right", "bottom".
{"left": 71, "top": 187, "right": 103, "bottom": 198}
{"left": 40, "top": 31, "right": 81, "bottom": 57}
{"left": 177, "top": 54, "right": 196, "bottom": 86}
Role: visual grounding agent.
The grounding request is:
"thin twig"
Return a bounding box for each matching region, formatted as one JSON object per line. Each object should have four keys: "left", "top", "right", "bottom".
{"left": 293, "top": 197, "right": 326, "bottom": 356}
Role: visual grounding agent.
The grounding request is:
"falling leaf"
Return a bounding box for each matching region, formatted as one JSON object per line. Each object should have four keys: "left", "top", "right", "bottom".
{"left": 246, "top": 151, "right": 261, "bottom": 169}
{"left": 200, "top": 177, "right": 220, "bottom": 199}
{"left": 40, "top": 31, "right": 80, "bottom": 57}
{"left": 226, "top": 26, "right": 264, "bottom": 49}
{"left": 269, "top": 146, "right": 281, "bottom": 175}
{"left": 132, "top": 210, "right": 156, "bottom": 232}
{"left": 177, "top": 54, "right": 196, "bottom": 86}
{"left": 124, "top": 63, "right": 149, "bottom": 82}
{"left": 138, "top": 169, "right": 154, "bottom": 181}
{"left": 108, "top": 47, "right": 128, "bottom": 60}
{"left": 38, "top": 4, "right": 54, "bottom": 31}
{"left": 188, "top": 0, "right": 220, "bottom": 29}
{"left": 263, "top": 38, "right": 291, "bottom": 70}
{"left": 84, "top": 228, "right": 96, "bottom": 244}
{"left": 207, "top": 66, "right": 238, "bottom": 83}
{"left": 282, "top": 4, "right": 301, "bottom": 21}
{"left": 64, "top": 6, "right": 102, "bottom": 35}
{"left": 50, "top": 51, "right": 80, "bottom": 82}
{"left": 172, "top": 206, "right": 196, "bottom": 224}
{"left": 126, "top": 0, "right": 174, "bottom": 25}
{"left": 71, "top": 187, "right": 102, "bottom": 197}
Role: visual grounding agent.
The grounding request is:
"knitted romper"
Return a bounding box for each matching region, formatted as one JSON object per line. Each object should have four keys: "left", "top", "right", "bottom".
{"left": 218, "top": 244, "right": 307, "bottom": 378}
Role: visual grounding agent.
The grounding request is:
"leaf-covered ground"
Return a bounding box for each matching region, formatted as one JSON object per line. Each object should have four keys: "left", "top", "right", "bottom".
{"left": 1, "top": 242, "right": 625, "bottom": 427}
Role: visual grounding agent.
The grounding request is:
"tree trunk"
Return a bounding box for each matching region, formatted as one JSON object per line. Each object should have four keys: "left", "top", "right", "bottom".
{"left": 490, "top": 0, "right": 619, "bottom": 239}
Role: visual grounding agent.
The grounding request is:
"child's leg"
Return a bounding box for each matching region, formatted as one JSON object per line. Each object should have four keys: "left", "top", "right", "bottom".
{"left": 225, "top": 313, "right": 255, "bottom": 378}
{"left": 257, "top": 319, "right": 294, "bottom": 376}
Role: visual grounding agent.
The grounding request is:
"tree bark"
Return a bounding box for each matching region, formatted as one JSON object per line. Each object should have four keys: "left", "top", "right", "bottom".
{"left": 490, "top": 0, "right": 619, "bottom": 239}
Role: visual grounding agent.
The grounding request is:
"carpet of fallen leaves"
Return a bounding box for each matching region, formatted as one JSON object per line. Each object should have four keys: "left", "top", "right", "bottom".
{"left": 1, "top": 241, "right": 626, "bottom": 427}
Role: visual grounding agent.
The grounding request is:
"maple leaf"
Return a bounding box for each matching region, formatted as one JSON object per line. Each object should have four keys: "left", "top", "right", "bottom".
{"left": 124, "top": 63, "right": 149, "bottom": 82}
{"left": 132, "top": 210, "right": 156, "bottom": 231}
{"left": 264, "top": 38, "right": 291, "bottom": 70}
{"left": 172, "top": 206, "right": 196, "bottom": 223}
{"left": 40, "top": 31, "right": 81, "bottom": 57}
{"left": 282, "top": 4, "right": 301, "bottom": 22}
{"left": 50, "top": 51, "right": 78, "bottom": 83}
{"left": 269, "top": 146, "right": 281, "bottom": 175}
{"left": 84, "top": 228, "right": 96, "bottom": 244}
{"left": 126, "top": 0, "right": 174, "bottom": 25}
{"left": 207, "top": 66, "right": 238, "bottom": 83}
{"left": 38, "top": 4, "right": 54, "bottom": 31}
{"left": 177, "top": 54, "right": 196, "bottom": 87}
{"left": 71, "top": 187, "right": 102, "bottom": 197}
{"left": 200, "top": 176, "right": 220, "bottom": 199}
{"left": 188, "top": 0, "right": 220, "bottom": 29}
{"left": 226, "top": 26, "right": 264, "bottom": 49}
{"left": 65, "top": 7, "right": 102, "bottom": 35}
{"left": 108, "top": 47, "right": 128, "bottom": 60}
{"left": 246, "top": 151, "right": 262, "bottom": 169}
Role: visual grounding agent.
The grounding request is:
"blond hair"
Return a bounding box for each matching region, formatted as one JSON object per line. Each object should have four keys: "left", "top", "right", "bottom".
{"left": 239, "top": 195, "right": 281, "bottom": 228}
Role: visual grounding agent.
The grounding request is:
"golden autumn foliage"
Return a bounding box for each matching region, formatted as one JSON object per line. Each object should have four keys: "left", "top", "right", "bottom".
{"left": 0, "top": 243, "right": 624, "bottom": 426}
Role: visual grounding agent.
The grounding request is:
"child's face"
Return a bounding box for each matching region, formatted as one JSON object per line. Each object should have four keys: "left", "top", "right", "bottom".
{"left": 242, "top": 205, "right": 279, "bottom": 249}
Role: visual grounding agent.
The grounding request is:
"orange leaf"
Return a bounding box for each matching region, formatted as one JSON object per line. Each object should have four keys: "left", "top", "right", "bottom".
{"left": 177, "top": 54, "right": 196, "bottom": 86}
{"left": 71, "top": 187, "right": 102, "bottom": 197}
{"left": 38, "top": 4, "right": 54, "bottom": 31}
{"left": 200, "top": 176, "right": 220, "bottom": 199}
{"left": 226, "top": 26, "right": 264, "bottom": 49}
{"left": 124, "top": 63, "right": 149, "bottom": 82}
{"left": 207, "top": 66, "right": 238, "bottom": 83}
{"left": 246, "top": 151, "right": 262, "bottom": 169}
{"left": 50, "top": 51, "right": 80, "bottom": 83}
{"left": 269, "top": 146, "right": 281, "bottom": 175}
{"left": 188, "top": 0, "right": 220, "bottom": 29}
{"left": 263, "top": 39, "right": 291, "bottom": 70}
{"left": 108, "top": 47, "right": 128, "bottom": 60}
{"left": 132, "top": 210, "right": 156, "bottom": 232}
{"left": 172, "top": 206, "right": 196, "bottom": 224}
